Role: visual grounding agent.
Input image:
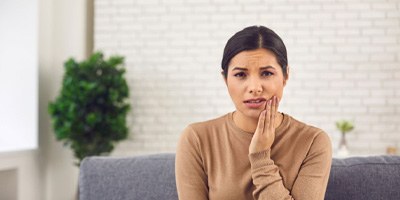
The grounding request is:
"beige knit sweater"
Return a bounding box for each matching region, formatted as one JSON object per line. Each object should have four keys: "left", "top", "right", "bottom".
{"left": 175, "top": 112, "right": 332, "bottom": 200}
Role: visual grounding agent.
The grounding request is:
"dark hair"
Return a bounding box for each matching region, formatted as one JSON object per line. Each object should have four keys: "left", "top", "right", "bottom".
{"left": 221, "top": 25, "right": 288, "bottom": 79}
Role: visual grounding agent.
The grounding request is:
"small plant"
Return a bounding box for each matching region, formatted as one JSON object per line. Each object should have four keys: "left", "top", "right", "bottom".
{"left": 48, "top": 52, "right": 130, "bottom": 166}
{"left": 335, "top": 120, "right": 354, "bottom": 135}
{"left": 335, "top": 120, "right": 355, "bottom": 155}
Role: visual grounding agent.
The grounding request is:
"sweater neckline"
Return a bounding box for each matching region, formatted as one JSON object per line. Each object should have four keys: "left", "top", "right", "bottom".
{"left": 226, "top": 111, "right": 290, "bottom": 137}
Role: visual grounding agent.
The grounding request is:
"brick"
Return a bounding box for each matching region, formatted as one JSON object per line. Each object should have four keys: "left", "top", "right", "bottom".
{"left": 362, "top": 28, "right": 385, "bottom": 36}
{"left": 395, "top": 72, "right": 400, "bottom": 79}
{"left": 338, "top": 98, "right": 361, "bottom": 105}
{"left": 370, "top": 54, "right": 396, "bottom": 62}
{"left": 387, "top": 11, "right": 400, "bottom": 18}
{"left": 296, "top": 20, "right": 321, "bottom": 28}
{"left": 346, "top": 20, "right": 372, "bottom": 28}
{"left": 361, "top": 11, "right": 385, "bottom": 19}
{"left": 363, "top": 98, "right": 385, "bottom": 105}
{"left": 317, "top": 106, "right": 341, "bottom": 113}
{"left": 319, "top": 54, "right": 344, "bottom": 62}
{"left": 211, "top": 14, "right": 235, "bottom": 21}
{"left": 243, "top": 5, "right": 268, "bottom": 12}
{"left": 369, "top": 107, "right": 396, "bottom": 114}
{"left": 218, "top": 5, "right": 242, "bottom": 12}
{"left": 381, "top": 133, "right": 400, "bottom": 140}
{"left": 357, "top": 80, "right": 382, "bottom": 88}
{"left": 285, "top": 13, "right": 308, "bottom": 20}
{"left": 373, "top": 19, "right": 400, "bottom": 27}
{"left": 312, "top": 29, "right": 335, "bottom": 36}
{"left": 291, "top": 106, "right": 317, "bottom": 114}
{"left": 310, "top": 45, "right": 334, "bottom": 53}
{"left": 136, "top": 0, "right": 159, "bottom": 5}
{"left": 194, "top": 5, "right": 217, "bottom": 13}
{"left": 170, "top": 5, "right": 193, "bottom": 13}
{"left": 161, "top": 0, "right": 184, "bottom": 4}
{"left": 356, "top": 115, "right": 380, "bottom": 123}
{"left": 144, "top": 6, "right": 167, "bottom": 14}
{"left": 322, "top": 3, "right": 345, "bottom": 11}
{"left": 336, "top": 45, "right": 359, "bottom": 53}
{"left": 321, "top": 36, "right": 346, "bottom": 44}
{"left": 371, "top": 3, "right": 395, "bottom": 10}
{"left": 334, "top": 12, "right": 358, "bottom": 20}
{"left": 186, "top": 14, "right": 209, "bottom": 21}
{"left": 329, "top": 80, "right": 355, "bottom": 88}
{"left": 344, "top": 54, "right": 369, "bottom": 62}
{"left": 186, "top": 0, "right": 211, "bottom": 4}
{"left": 341, "top": 106, "right": 367, "bottom": 114}
{"left": 372, "top": 36, "right": 397, "bottom": 44}
{"left": 343, "top": 89, "right": 369, "bottom": 97}
{"left": 386, "top": 98, "right": 400, "bottom": 106}
{"left": 318, "top": 90, "right": 342, "bottom": 97}
{"left": 360, "top": 45, "right": 385, "bottom": 53}
{"left": 297, "top": 4, "right": 321, "bottom": 11}
{"left": 311, "top": 98, "right": 336, "bottom": 105}
{"left": 383, "top": 80, "right": 400, "bottom": 87}
{"left": 346, "top": 37, "right": 370, "bottom": 44}
{"left": 319, "top": 72, "right": 343, "bottom": 80}
{"left": 269, "top": 4, "right": 296, "bottom": 11}
{"left": 385, "top": 45, "right": 400, "bottom": 53}
{"left": 346, "top": 3, "right": 371, "bottom": 10}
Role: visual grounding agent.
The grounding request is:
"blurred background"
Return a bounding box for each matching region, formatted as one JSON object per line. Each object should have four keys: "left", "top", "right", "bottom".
{"left": 0, "top": 0, "right": 399, "bottom": 199}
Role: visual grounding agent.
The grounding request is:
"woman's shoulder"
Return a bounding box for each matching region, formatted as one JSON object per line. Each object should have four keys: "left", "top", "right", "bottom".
{"left": 286, "top": 114, "right": 331, "bottom": 142}
{"left": 187, "top": 113, "right": 230, "bottom": 132}
{"left": 284, "top": 114, "right": 332, "bottom": 154}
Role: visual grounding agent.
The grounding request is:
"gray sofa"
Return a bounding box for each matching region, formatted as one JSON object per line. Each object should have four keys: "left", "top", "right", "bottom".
{"left": 79, "top": 153, "right": 400, "bottom": 200}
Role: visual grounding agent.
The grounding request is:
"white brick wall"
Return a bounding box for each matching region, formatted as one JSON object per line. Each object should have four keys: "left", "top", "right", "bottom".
{"left": 95, "top": 0, "right": 400, "bottom": 156}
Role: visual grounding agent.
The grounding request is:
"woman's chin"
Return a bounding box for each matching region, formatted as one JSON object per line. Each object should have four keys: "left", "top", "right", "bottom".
{"left": 239, "top": 109, "right": 263, "bottom": 119}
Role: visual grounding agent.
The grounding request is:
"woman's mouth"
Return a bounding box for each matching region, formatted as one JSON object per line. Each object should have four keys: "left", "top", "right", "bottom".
{"left": 243, "top": 98, "right": 266, "bottom": 109}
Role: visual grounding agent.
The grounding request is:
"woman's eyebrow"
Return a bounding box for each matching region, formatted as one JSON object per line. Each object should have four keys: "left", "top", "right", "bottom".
{"left": 232, "top": 66, "right": 275, "bottom": 71}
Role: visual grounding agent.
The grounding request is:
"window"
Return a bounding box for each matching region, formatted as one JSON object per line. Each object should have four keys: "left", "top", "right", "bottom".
{"left": 0, "top": 0, "right": 38, "bottom": 152}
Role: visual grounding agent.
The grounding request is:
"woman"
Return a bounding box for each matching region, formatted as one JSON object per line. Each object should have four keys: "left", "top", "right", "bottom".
{"left": 175, "top": 25, "right": 332, "bottom": 200}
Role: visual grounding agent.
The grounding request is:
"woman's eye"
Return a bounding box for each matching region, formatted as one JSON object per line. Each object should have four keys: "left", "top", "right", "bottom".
{"left": 262, "top": 71, "right": 273, "bottom": 76}
{"left": 234, "top": 72, "right": 246, "bottom": 78}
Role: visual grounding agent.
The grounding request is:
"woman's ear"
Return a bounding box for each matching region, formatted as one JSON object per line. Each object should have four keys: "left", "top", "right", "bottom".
{"left": 283, "top": 66, "right": 290, "bottom": 86}
{"left": 221, "top": 71, "right": 227, "bottom": 86}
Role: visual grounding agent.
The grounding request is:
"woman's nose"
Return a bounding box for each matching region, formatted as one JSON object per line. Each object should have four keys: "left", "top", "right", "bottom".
{"left": 248, "top": 78, "right": 263, "bottom": 94}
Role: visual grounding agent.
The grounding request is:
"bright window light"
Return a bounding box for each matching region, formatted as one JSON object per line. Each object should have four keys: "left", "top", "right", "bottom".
{"left": 0, "top": 0, "right": 38, "bottom": 152}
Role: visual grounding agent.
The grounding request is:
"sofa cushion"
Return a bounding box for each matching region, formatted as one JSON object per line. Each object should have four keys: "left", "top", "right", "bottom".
{"left": 325, "top": 155, "right": 400, "bottom": 200}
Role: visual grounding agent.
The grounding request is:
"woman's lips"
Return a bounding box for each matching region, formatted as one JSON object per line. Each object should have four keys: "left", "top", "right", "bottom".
{"left": 244, "top": 100, "right": 266, "bottom": 109}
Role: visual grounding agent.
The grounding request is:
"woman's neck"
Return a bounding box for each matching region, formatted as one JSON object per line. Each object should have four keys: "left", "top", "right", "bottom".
{"left": 233, "top": 110, "right": 283, "bottom": 133}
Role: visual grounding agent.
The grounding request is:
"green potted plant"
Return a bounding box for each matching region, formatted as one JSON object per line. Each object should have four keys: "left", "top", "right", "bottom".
{"left": 335, "top": 120, "right": 355, "bottom": 156}
{"left": 48, "top": 52, "right": 130, "bottom": 166}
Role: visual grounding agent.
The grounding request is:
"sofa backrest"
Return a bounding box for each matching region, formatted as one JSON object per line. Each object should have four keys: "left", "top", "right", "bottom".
{"left": 79, "top": 153, "right": 177, "bottom": 200}
{"left": 79, "top": 153, "right": 400, "bottom": 200}
{"left": 325, "top": 155, "right": 400, "bottom": 200}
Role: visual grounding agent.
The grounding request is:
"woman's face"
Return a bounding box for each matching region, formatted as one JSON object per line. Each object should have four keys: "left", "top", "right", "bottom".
{"left": 223, "top": 48, "right": 289, "bottom": 119}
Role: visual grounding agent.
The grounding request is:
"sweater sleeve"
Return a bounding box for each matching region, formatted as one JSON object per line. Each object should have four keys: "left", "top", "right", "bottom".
{"left": 175, "top": 125, "right": 209, "bottom": 200}
{"left": 249, "top": 132, "right": 332, "bottom": 200}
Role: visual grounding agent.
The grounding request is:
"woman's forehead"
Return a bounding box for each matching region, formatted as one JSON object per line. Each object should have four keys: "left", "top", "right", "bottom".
{"left": 229, "top": 49, "right": 278, "bottom": 68}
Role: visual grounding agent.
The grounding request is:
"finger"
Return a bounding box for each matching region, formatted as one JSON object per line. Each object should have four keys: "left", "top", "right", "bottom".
{"left": 271, "top": 97, "right": 276, "bottom": 129}
{"left": 256, "top": 110, "right": 267, "bottom": 134}
{"left": 265, "top": 99, "right": 272, "bottom": 130}
{"left": 276, "top": 96, "right": 280, "bottom": 112}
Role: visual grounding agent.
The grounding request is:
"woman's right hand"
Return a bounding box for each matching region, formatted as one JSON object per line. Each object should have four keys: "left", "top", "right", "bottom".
{"left": 248, "top": 96, "right": 279, "bottom": 154}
